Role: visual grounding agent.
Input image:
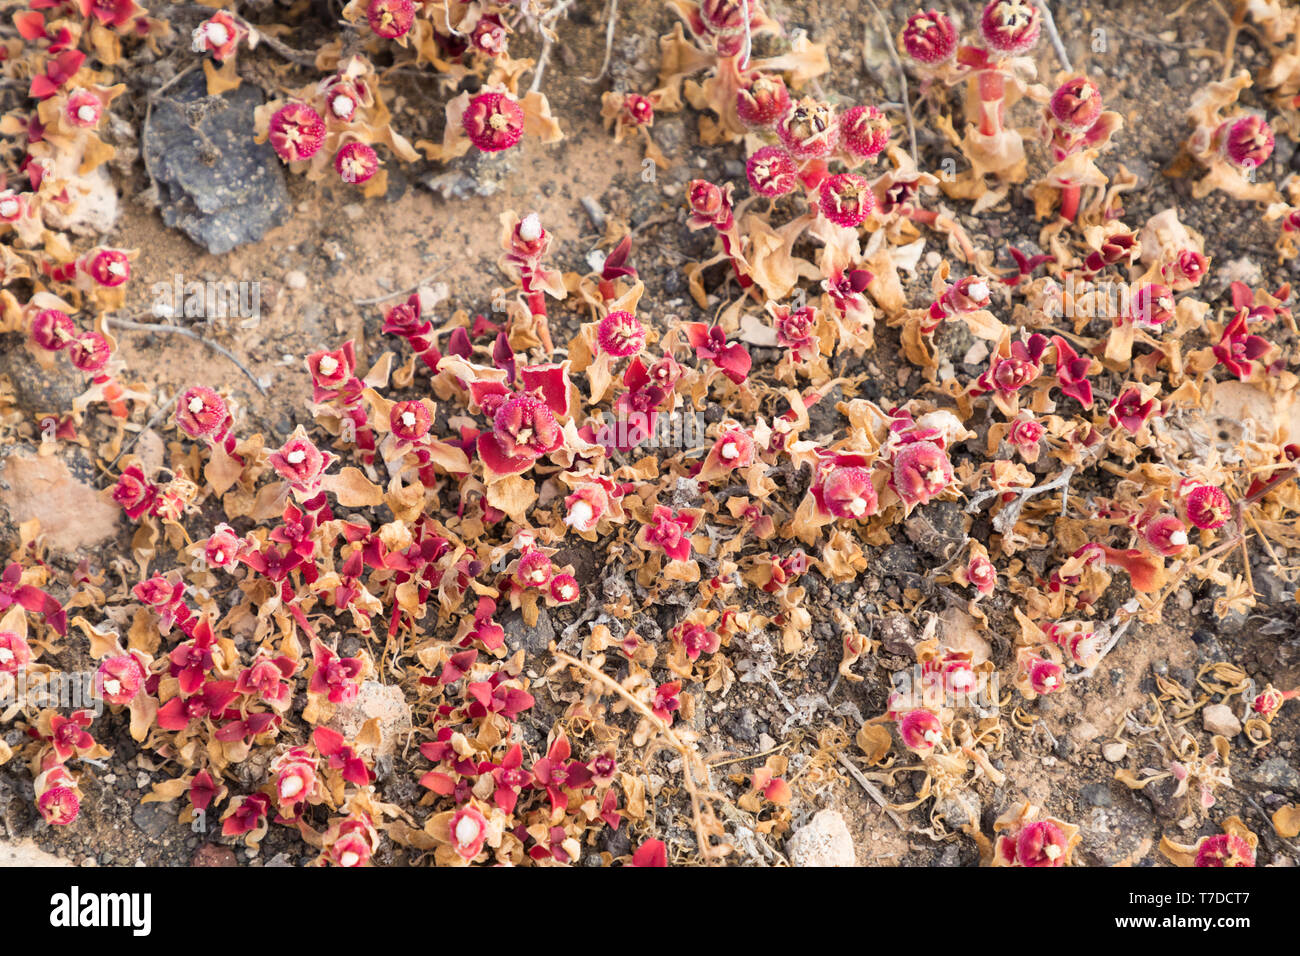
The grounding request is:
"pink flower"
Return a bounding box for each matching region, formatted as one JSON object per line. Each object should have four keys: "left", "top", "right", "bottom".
{"left": 235, "top": 654, "right": 296, "bottom": 707}
{"left": 175, "top": 386, "right": 228, "bottom": 439}
{"left": 0, "top": 630, "right": 33, "bottom": 675}
{"left": 966, "top": 555, "right": 996, "bottom": 594}
{"left": 463, "top": 92, "right": 524, "bottom": 152}
{"left": 1016, "top": 820, "right": 1069, "bottom": 866}
{"left": 306, "top": 343, "right": 356, "bottom": 401}
{"left": 901, "top": 9, "right": 958, "bottom": 64}
{"left": 652, "top": 681, "right": 681, "bottom": 724}
{"left": 203, "top": 524, "right": 244, "bottom": 569}
{"left": 686, "top": 179, "right": 733, "bottom": 230}
{"left": 94, "top": 654, "right": 144, "bottom": 705}
{"left": 222, "top": 793, "right": 270, "bottom": 837}
{"left": 1194, "top": 834, "right": 1255, "bottom": 867}
{"left": 479, "top": 393, "right": 563, "bottom": 477}
{"left": 840, "top": 105, "right": 890, "bottom": 160}
{"left": 47, "top": 711, "right": 97, "bottom": 761}
{"left": 268, "top": 102, "right": 325, "bottom": 162}
{"left": 564, "top": 483, "right": 611, "bottom": 532}
{"left": 776, "top": 97, "right": 838, "bottom": 160}
{"left": 513, "top": 549, "right": 553, "bottom": 589}
{"left": 630, "top": 839, "right": 668, "bottom": 867}
{"left": 269, "top": 431, "right": 334, "bottom": 494}
{"left": 1108, "top": 387, "right": 1157, "bottom": 433}
{"left": 683, "top": 322, "right": 751, "bottom": 384}
{"left": 675, "top": 623, "right": 720, "bottom": 661}
{"left": 745, "top": 145, "right": 798, "bottom": 197}
{"left": 773, "top": 304, "right": 818, "bottom": 360}
{"left": 1024, "top": 655, "right": 1064, "bottom": 695}
{"left": 30, "top": 309, "right": 76, "bottom": 351}
{"left": 35, "top": 762, "right": 79, "bottom": 826}
{"left": 1184, "top": 484, "right": 1231, "bottom": 530}
{"left": 889, "top": 441, "right": 953, "bottom": 509}
{"left": 820, "top": 465, "right": 878, "bottom": 519}
{"left": 1128, "top": 283, "right": 1175, "bottom": 329}
{"left": 449, "top": 805, "right": 488, "bottom": 860}
{"left": 1007, "top": 417, "right": 1044, "bottom": 457}
{"left": 736, "top": 74, "right": 790, "bottom": 128}
{"left": 1143, "top": 515, "right": 1188, "bottom": 556}
{"left": 490, "top": 744, "right": 533, "bottom": 814}
{"left": 309, "top": 639, "right": 364, "bottom": 705}
{"left": 549, "top": 574, "right": 580, "bottom": 604}
{"left": 191, "top": 11, "right": 245, "bottom": 61}
{"left": 597, "top": 310, "right": 646, "bottom": 357}
{"left": 112, "top": 464, "right": 157, "bottom": 520}
{"left": 980, "top": 0, "right": 1041, "bottom": 56}
{"left": 898, "top": 709, "right": 943, "bottom": 754}
{"left": 818, "top": 172, "right": 874, "bottom": 228}
{"left": 1052, "top": 335, "right": 1094, "bottom": 407}
{"left": 1212, "top": 311, "right": 1272, "bottom": 380}
{"left": 637, "top": 506, "right": 699, "bottom": 562}
{"left": 532, "top": 733, "right": 594, "bottom": 811}
{"left": 271, "top": 747, "right": 319, "bottom": 815}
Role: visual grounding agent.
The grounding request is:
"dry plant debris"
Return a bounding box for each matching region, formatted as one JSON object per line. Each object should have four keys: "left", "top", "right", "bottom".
{"left": 0, "top": 0, "right": 1299, "bottom": 868}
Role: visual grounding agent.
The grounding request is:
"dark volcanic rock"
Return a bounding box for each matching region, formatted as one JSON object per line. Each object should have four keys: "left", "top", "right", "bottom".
{"left": 144, "top": 71, "right": 288, "bottom": 254}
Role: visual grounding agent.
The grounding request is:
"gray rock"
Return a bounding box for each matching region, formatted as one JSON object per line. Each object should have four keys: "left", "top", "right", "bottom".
{"left": 325, "top": 680, "right": 412, "bottom": 757}
{"left": 787, "top": 809, "right": 856, "bottom": 867}
{"left": 132, "top": 801, "right": 174, "bottom": 840}
{"left": 1248, "top": 757, "right": 1300, "bottom": 793}
{"left": 0, "top": 334, "right": 81, "bottom": 414}
{"left": 502, "top": 608, "right": 555, "bottom": 657}
{"left": 143, "top": 71, "right": 288, "bottom": 254}
{"left": 1202, "top": 703, "right": 1242, "bottom": 738}
{"left": 1081, "top": 783, "right": 1113, "bottom": 807}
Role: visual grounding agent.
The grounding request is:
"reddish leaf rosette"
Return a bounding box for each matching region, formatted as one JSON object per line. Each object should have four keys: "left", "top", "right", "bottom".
{"left": 745, "top": 145, "right": 797, "bottom": 197}
{"left": 463, "top": 91, "right": 525, "bottom": 153}
{"left": 840, "top": 105, "right": 890, "bottom": 160}
{"left": 980, "top": 0, "right": 1041, "bottom": 56}
{"left": 818, "top": 172, "right": 874, "bottom": 228}
{"left": 900, "top": 9, "right": 957, "bottom": 65}
{"left": 268, "top": 101, "right": 326, "bottom": 162}
{"left": 889, "top": 440, "right": 953, "bottom": 510}
{"left": 776, "top": 97, "right": 838, "bottom": 160}
{"left": 736, "top": 73, "right": 790, "bottom": 128}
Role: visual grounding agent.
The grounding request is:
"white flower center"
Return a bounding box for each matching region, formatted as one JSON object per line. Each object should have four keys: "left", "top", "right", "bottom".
{"left": 848, "top": 497, "right": 867, "bottom": 516}
{"left": 108, "top": 259, "right": 126, "bottom": 277}
{"left": 0, "top": 199, "right": 18, "bottom": 218}
{"left": 0, "top": 647, "right": 12, "bottom": 664}
{"left": 1168, "top": 529, "right": 1187, "bottom": 546}
{"left": 1041, "top": 675, "right": 1058, "bottom": 689}
{"left": 454, "top": 815, "right": 481, "bottom": 848}
{"left": 319, "top": 355, "right": 339, "bottom": 375}
{"left": 188, "top": 396, "right": 205, "bottom": 414}
{"left": 287, "top": 449, "right": 306, "bottom": 465}
{"left": 212, "top": 550, "right": 225, "bottom": 564}
{"left": 922, "top": 729, "right": 941, "bottom": 745}
{"left": 331, "top": 95, "right": 355, "bottom": 119}
{"left": 558, "top": 583, "right": 576, "bottom": 600}
{"left": 206, "top": 22, "right": 230, "bottom": 46}
{"left": 280, "top": 775, "right": 304, "bottom": 799}
{"left": 518, "top": 213, "right": 543, "bottom": 243}
{"left": 103, "top": 677, "right": 121, "bottom": 696}
{"left": 720, "top": 441, "right": 740, "bottom": 460}
{"left": 339, "top": 850, "right": 359, "bottom": 867}
{"left": 401, "top": 411, "right": 416, "bottom": 427}
{"left": 1044, "top": 844, "right": 1062, "bottom": 860}
{"left": 925, "top": 467, "right": 947, "bottom": 488}
{"left": 528, "top": 568, "right": 546, "bottom": 583}
{"left": 968, "top": 281, "right": 988, "bottom": 301}
{"left": 77, "top": 104, "right": 98, "bottom": 123}
{"left": 567, "top": 500, "right": 594, "bottom": 529}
